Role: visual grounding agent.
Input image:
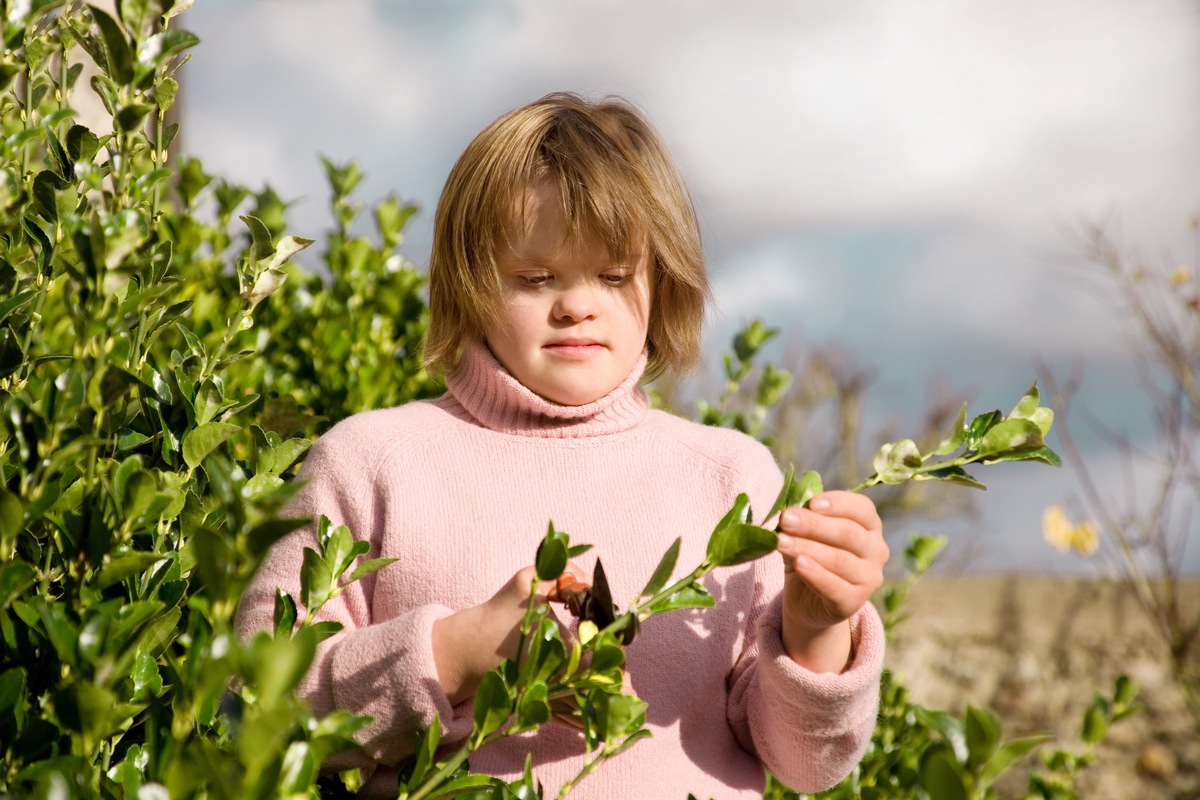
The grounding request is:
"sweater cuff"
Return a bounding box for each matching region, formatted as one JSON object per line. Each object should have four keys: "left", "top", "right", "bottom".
{"left": 330, "top": 604, "right": 476, "bottom": 764}
{"left": 756, "top": 598, "right": 885, "bottom": 736}
{"left": 750, "top": 598, "right": 885, "bottom": 791}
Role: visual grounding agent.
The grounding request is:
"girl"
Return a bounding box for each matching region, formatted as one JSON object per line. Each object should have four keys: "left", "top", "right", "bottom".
{"left": 236, "top": 93, "right": 888, "bottom": 799}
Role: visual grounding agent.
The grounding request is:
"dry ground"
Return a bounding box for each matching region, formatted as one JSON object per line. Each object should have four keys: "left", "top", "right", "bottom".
{"left": 884, "top": 576, "right": 1200, "bottom": 800}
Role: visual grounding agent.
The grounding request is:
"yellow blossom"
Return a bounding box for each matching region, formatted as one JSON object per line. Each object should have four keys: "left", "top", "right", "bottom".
{"left": 578, "top": 620, "right": 599, "bottom": 644}
{"left": 1170, "top": 265, "right": 1194, "bottom": 286}
{"left": 1043, "top": 505, "right": 1100, "bottom": 556}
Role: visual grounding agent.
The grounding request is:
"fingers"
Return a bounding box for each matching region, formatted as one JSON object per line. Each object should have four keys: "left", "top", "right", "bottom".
{"left": 778, "top": 491, "right": 884, "bottom": 556}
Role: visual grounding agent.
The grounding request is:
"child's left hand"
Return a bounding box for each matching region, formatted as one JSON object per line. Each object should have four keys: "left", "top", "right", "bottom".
{"left": 775, "top": 491, "right": 888, "bottom": 673}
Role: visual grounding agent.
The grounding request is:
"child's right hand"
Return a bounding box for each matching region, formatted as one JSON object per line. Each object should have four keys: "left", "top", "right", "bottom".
{"left": 432, "top": 564, "right": 577, "bottom": 705}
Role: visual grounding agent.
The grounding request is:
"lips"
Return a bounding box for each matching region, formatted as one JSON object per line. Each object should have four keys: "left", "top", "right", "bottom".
{"left": 544, "top": 339, "right": 605, "bottom": 358}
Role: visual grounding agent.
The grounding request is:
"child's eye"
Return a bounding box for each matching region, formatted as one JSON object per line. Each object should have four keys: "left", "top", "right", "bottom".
{"left": 520, "top": 274, "right": 550, "bottom": 287}
{"left": 600, "top": 272, "right": 632, "bottom": 286}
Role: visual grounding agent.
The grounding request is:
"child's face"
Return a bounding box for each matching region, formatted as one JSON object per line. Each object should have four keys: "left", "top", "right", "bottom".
{"left": 486, "top": 182, "right": 652, "bottom": 406}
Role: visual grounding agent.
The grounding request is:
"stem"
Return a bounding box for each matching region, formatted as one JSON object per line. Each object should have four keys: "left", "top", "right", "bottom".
{"left": 627, "top": 561, "right": 711, "bottom": 624}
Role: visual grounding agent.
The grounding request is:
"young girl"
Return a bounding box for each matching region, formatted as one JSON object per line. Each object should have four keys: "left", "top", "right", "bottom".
{"left": 236, "top": 93, "right": 888, "bottom": 799}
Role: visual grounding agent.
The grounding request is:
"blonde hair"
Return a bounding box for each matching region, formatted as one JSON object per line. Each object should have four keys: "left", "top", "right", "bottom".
{"left": 424, "top": 92, "right": 709, "bottom": 380}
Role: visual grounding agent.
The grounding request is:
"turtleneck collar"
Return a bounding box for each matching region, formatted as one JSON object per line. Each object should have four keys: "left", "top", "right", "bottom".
{"left": 444, "top": 340, "right": 651, "bottom": 438}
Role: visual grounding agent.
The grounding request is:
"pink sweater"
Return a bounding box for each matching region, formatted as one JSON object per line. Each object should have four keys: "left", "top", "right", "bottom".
{"left": 236, "top": 342, "right": 884, "bottom": 799}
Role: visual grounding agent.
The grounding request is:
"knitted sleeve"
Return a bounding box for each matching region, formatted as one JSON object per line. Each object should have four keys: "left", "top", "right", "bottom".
{"left": 724, "top": 446, "right": 886, "bottom": 794}
{"left": 233, "top": 417, "right": 475, "bottom": 775}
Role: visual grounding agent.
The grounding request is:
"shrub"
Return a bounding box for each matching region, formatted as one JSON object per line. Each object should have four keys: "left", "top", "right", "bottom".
{"left": 0, "top": 3, "right": 1132, "bottom": 798}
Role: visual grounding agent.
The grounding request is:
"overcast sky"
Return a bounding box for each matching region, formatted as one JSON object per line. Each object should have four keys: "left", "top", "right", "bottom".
{"left": 181, "top": 0, "right": 1200, "bottom": 574}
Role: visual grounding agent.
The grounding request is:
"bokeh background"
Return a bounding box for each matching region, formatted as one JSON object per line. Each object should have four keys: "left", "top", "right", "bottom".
{"left": 181, "top": 0, "right": 1200, "bottom": 574}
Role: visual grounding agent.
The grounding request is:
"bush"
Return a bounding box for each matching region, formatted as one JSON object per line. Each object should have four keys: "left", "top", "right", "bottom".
{"left": 0, "top": 3, "right": 1132, "bottom": 798}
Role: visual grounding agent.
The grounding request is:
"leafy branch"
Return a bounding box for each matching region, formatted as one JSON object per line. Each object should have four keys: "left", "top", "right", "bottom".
{"left": 392, "top": 384, "right": 1062, "bottom": 799}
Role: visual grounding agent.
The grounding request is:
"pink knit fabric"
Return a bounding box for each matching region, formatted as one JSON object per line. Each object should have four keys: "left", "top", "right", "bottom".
{"left": 236, "top": 342, "right": 884, "bottom": 799}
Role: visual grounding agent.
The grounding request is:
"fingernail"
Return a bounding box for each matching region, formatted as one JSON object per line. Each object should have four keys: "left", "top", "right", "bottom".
{"left": 810, "top": 496, "right": 830, "bottom": 511}
{"left": 781, "top": 509, "right": 797, "bottom": 526}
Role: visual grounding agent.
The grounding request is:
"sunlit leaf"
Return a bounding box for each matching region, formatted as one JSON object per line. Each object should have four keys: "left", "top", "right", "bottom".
{"left": 976, "top": 418, "right": 1044, "bottom": 459}
{"left": 639, "top": 537, "right": 680, "bottom": 598}
{"left": 300, "top": 547, "right": 333, "bottom": 615}
{"left": 181, "top": 421, "right": 239, "bottom": 469}
{"left": 346, "top": 557, "right": 398, "bottom": 584}
{"left": 706, "top": 523, "right": 777, "bottom": 567}
{"left": 643, "top": 581, "right": 714, "bottom": 616}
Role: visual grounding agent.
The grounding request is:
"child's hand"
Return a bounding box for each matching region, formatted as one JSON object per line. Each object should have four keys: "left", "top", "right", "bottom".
{"left": 433, "top": 564, "right": 578, "bottom": 705}
{"left": 775, "top": 491, "right": 888, "bottom": 673}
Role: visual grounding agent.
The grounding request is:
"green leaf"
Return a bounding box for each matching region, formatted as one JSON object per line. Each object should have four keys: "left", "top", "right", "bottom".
{"left": 0, "top": 486, "right": 24, "bottom": 548}
{"left": 115, "top": 103, "right": 154, "bottom": 133}
{"left": 1081, "top": 701, "right": 1108, "bottom": 744}
{"left": 138, "top": 28, "right": 200, "bottom": 70}
{"left": 407, "top": 714, "right": 441, "bottom": 787}
{"left": 976, "top": 418, "right": 1044, "bottom": 459}
{"left": 92, "top": 552, "right": 168, "bottom": 590}
{"left": 473, "top": 670, "right": 512, "bottom": 740}
{"left": 916, "top": 708, "right": 968, "bottom": 763}
{"left": 1007, "top": 382, "right": 1041, "bottom": 420}
{"left": 253, "top": 626, "right": 318, "bottom": 705}
{"left": 979, "top": 734, "right": 1050, "bottom": 787}
{"left": 711, "top": 492, "right": 752, "bottom": 535}
{"left": 0, "top": 562, "right": 36, "bottom": 609}
{"left": 706, "top": 523, "right": 777, "bottom": 567}
{"left": 66, "top": 124, "right": 101, "bottom": 167}
{"left": 37, "top": 600, "right": 79, "bottom": 667}
{"left": 732, "top": 319, "right": 775, "bottom": 363}
{"left": 964, "top": 705, "right": 1000, "bottom": 769}
{"left": 643, "top": 581, "right": 714, "bottom": 615}
{"left": 920, "top": 748, "right": 969, "bottom": 800}
{"left": 90, "top": 6, "right": 134, "bottom": 84}
{"left": 535, "top": 524, "right": 569, "bottom": 582}
{"left": 594, "top": 691, "right": 647, "bottom": 743}
{"left": 964, "top": 409, "right": 1003, "bottom": 452}
{"left": 980, "top": 445, "right": 1062, "bottom": 468}
{"left": 240, "top": 214, "right": 275, "bottom": 261}
{"left": 32, "top": 170, "right": 70, "bottom": 224}
{"left": 934, "top": 402, "right": 970, "bottom": 455}
{"left": 916, "top": 465, "right": 986, "bottom": 490}
{"left": 273, "top": 589, "right": 297, "bottom": 639}
{"left": 768, "top": 465, "right": 826, "bottom": 520}
{"left": 346, "top": 557, "right": 398, "bottom": 584}
{"left": 905, "top": 534, "right": 948, "bottom": 574}
{"left": 639, "top": 537, "right": 680, "bottom": 598}
{"left": 0, "top": 289, "right": 36, "bottom": 327}
{"left": 181, "top": 421, "right": 240, "bottom": 469}
{"left": 1113, "top": 674, "right": 1139, "bottom": 709}
{"left": 589, "top": 640, "right": 625, "bottom": 673}
{"left": 0, "top": 668, "right": 27, "bottom": 716}
{"left": 131, "top": 650, "right": 162, "bottom": 701}
{"left": 243, "top": 472, "right": 284, "bottom": 500}
{"left": 427, "top": 774, "right": 496, "bottom": 797}
{"left": 300, "top": 547, "right": 333, "bottom": 615}
{"left": 0, "top": 328, "right": 23, "bottom": 378}
{"left": 516, "top": 682, "right": 551, "bottom": 729}
{"left": 873, "top": 439, "right": 923, "bottom": 484}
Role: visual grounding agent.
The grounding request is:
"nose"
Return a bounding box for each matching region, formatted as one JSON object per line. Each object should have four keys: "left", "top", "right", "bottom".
{"left": 551, "top": 283, "right": 596, "bottom": 322}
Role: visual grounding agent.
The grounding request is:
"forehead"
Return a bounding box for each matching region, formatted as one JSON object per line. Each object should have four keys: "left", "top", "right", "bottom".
{"left": 502, "top": 181, "right": 646, "bottom": 265}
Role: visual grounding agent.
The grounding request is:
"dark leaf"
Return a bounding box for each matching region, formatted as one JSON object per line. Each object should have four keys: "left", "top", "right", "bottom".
{"left": 90, "top": 6, "right": 134, "bottom": 84}
{"left": 473, "top": 670, "right": 512, "bottom": 741}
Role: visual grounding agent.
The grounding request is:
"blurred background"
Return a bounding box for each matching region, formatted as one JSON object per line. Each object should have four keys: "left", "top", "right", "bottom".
{"left": 180, "top": 0, "right": 1200, "bottom": 575}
